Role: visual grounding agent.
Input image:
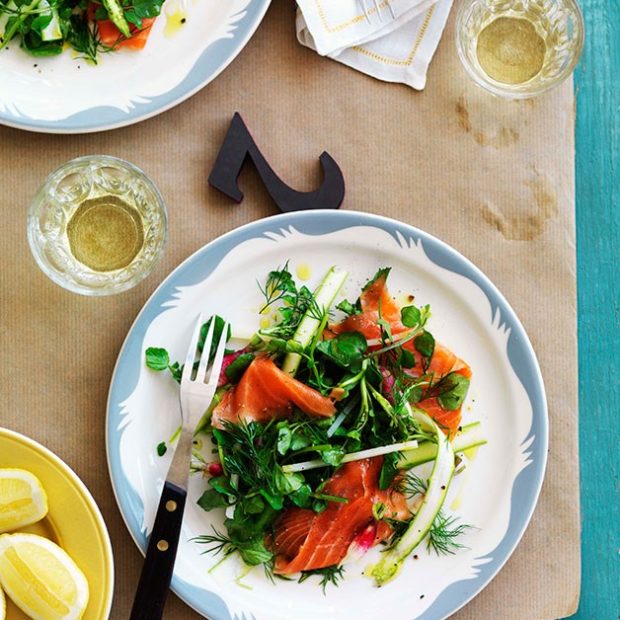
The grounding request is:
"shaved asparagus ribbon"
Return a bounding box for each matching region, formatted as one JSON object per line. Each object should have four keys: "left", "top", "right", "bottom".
{"left": 367, "top": 407, "right": 455, "bottom": 585}
{"left": 282, "top": 267, "right": 348, "bottom": 376}
{"left": 285, "top": 421, "right": 486, "bottom": 474}
{"left": 397, "top": 421, "right": 487, "bottom": 469}
{"left": 282, "top": 439, "right": 419, "bottom": 473}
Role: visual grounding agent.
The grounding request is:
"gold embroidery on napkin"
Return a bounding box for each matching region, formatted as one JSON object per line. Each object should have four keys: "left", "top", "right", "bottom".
{"left": 315, "top": 0, "right": 394, "bottom": 32}
{"left": 349, "top": 5, "right": 434, "bottom": 66}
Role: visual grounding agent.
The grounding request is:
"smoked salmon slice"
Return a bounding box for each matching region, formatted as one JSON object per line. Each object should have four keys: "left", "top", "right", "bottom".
{"left": 330, "top": 266, "right": 472, "bottom": 439}
{"left": 88, "top": 4, "right": 156, "bottom": 50}
{"left": 331, "top": 268, "right": 407, "bottom": 340}
{"left": 97, "top": 17, "right": 155, "bottom": 49}
{"left": 273, "top": 458, "right": 409, "bottom": 574}
{"left": 404, "top": 341, "right": 471, "bottom": 382}
{"left": 404, "top": 342, "right": 472, "bottom": 437}
{"left": 211, "top": 356, "right": 336, "bottom": 429}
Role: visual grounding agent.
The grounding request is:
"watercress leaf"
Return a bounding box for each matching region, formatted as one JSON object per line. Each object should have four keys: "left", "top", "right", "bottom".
{"left": 274, "top": 468, "right": 304, "bottom": 494}
{"left": 290, "top": 483, "right": 312, "bottom": 508}
{"left": 31, "top": 14, "right": 52, "bottom": 32}
{"left": 209, "top": 475, "right": 235, "bottom": 496}
{"left": 238, "top": 540, "right": 273, "bottom": 566}
{"left": 316, "top": 332, "right": 367, "bottom": 371}
{"left": 145, "top": 347, "right": 169, "bottom": 371}
{"left": 197, "top": 489, "right": 228, "bottom": 511}
{"left": 276, "top": 424, "right": 292, "bottom": 455}
{"left": 243, "top": 495, "right": 265, "bottom": 515}
{"left": 400, "top": 348, "right": 416, "bottom": 369}
{"left": 335, "top": 298, "right": 360, "bottom": 316}
{"left": 290, "top": 429, "right": 310, "bottom": 451}
{"left": 225, "top": 353, "right": 254, "bottom": 383}
{"left": 378, "top": 452, "right": 399, "bottom": 490}
{"left": 169, "top": 362, "right": 183, "bottom": 383}
{"left": 322, "top": 447, "right": 345, "bottom": 466}
{"left": 401, "top": 305, "right": 421, "bottom": 328}
{"left": 259, "top": 489, "right": 283, "bottom": 510}
{"left": 414, "top": 330, "right": 435, "bottom": 370}
{"left": 124, "top": 9, "right": 141, "bottom": 27}
{"left": 128, "top": 0, "right": 165, "bottom": 18}
{"left": 156, "top": 441, "right": 167, "bottom": 457}
{"left": 437, "top": 372, "right": 470, "bottom": 411}
{"left": 225, "top": 504, "right": 277, "bottom": 543}
{"left": 27, "top": 40, "right": 64, "bottom": 56}
{"left": 225, "top": 513, "right": 247, "bottom": 539}
{"left": 404, "top": 384, "right": 423, "bottom": 404}
{"left": 94, "top": 6, "right": 108, "bottom": 18}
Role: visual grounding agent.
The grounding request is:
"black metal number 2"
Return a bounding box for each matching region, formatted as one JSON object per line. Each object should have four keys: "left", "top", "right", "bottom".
{"left": 208, "top": 113, "right": 345, "bottom": 213}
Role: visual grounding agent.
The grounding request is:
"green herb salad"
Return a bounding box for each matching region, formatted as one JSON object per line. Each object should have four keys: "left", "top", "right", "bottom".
{"left": 145, "top": 264, "right": 486, "bottom": 588}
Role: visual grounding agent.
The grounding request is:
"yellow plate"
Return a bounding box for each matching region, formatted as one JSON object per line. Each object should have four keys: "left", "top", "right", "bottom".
{"left": 0, "top": 428, "right": 114, "bottom": 620}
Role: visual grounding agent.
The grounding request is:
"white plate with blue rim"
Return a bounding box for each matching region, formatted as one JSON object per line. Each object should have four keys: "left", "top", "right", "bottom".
{"left": 0, "top": 0, "right": 269, "bottom": 133}
{"left": 107, "top": 210, "right": 548, "bottom": 620}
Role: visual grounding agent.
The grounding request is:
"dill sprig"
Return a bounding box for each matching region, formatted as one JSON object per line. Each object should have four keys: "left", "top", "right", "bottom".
{"left": 298, "top": 565, "right": 345, "bottom": 594}
{"left": 393, "top": 472, "right": 473, "bottom": 556}
{"left": 398, "top": 471, "right": 428, "bottom": 499}
{"left": 261, "top": 557, "right": 294, "bottom": 584}
{"left": 66, "top": 14, "right": 109, "bottom": 64}
{"left": 219, "top": 421, "right": 278, "bottom": 492}
{"left": 193, "top": 527, "right": 237, "bottom": 559}
{"left": 257, "top": 262, "right": 298, "bottom": 312}
{"left": 427, "top": 511, "right": 473, "bottom": 556}
{"left": 193, "top": 526, "right": 273, "bottom": 566}
{"left": 257, "top": 263, "right": 323, "bottom": 339}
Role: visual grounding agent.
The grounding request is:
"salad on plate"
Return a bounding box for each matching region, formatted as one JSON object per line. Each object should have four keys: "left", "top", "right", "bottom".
{"left": 0, "top": 0, "right": 164, "bottom": 61}
{"left": 145, "top": 264, "right": 486, "bottom": 589}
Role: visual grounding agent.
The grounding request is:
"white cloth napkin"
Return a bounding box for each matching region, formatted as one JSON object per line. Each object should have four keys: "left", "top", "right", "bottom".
{"left": 296, "top": 0, "right": 454, "bottom": 90}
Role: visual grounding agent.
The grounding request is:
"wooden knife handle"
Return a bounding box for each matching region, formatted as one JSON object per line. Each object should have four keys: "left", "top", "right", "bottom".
{"left": 129, "top": 481, "right": 187, "bottom": 620}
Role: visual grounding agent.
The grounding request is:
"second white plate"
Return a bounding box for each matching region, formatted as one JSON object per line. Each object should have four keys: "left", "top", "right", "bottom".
{"left": 0, "top": 0, "right": 270, "bottom": 133}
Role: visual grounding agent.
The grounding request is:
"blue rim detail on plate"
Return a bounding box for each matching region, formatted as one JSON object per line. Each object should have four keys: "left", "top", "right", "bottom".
{"left": 106, "top": 210, "right": 548, "bottom": 620}
{"left": 0, "top": 0, "right": 270, "bottom": 134}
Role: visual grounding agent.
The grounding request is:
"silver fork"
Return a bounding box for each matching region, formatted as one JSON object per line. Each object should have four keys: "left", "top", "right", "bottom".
{"left": 130, "top": 314, "right": 229, "bottom": 620}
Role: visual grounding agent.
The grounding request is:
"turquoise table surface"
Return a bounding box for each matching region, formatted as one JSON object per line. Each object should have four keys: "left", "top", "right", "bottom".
{"left": 571, "top": 1, "right": 619, "bottom": 618}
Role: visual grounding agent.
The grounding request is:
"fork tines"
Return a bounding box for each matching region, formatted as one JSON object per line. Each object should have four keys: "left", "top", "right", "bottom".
{"left": 182, "top": 315, "right": 228, "bottom": 388}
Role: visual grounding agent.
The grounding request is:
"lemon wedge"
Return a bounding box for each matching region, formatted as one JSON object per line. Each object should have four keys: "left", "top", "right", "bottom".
{"left": 0, "top": 533, "right": 89, "bottom": 620}
{"left": 0, "top": 585, "right": 5, "bottom": 620}
{"left": 0, "top": 468, "right": 48, "bottom": 533}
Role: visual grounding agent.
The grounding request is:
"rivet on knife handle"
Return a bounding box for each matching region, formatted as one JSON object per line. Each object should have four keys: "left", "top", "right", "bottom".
{"left": 129, "top": 481, "right": 187, "bottom": 620}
